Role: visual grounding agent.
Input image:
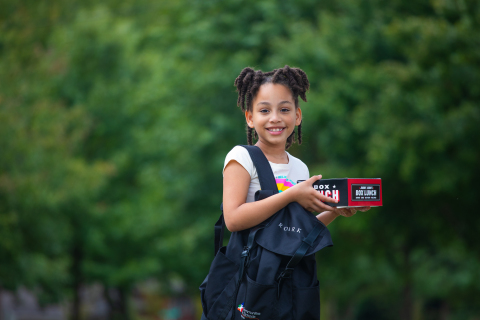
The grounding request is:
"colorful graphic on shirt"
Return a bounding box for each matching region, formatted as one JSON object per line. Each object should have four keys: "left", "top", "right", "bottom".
{"left": 276, "top": 177, "right": 296, "bottom": 192}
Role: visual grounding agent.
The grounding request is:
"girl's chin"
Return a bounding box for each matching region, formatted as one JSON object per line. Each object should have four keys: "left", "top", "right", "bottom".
{"left": 258, "top": 136, "right": 291, "bottom": 146}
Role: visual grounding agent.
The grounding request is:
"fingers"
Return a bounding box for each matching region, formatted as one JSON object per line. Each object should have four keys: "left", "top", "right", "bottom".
{"left": 301, "top": 174, "right": 343, "bottom": 213}
{"left": 320, "top": 195, "right": 338, "bottom": 204}
{"left": 335, "top": 208, "right": 356, "bottom": 217}
{"left": 308, "top": 198, "right": 334, "bottom": 213}
{"left": 335, "top": 207, "right": 372, "bottom": 217}
{"left": 357, "top": 206, "right": 371, "bottom": 212}
{"left": 316, "top": 199, "right": 334, "bottom": 212}
{"left": 311, "top": 187, "right": 338, "bottom": 205}
{"left": 306, "top": 174, "right": 322, "bottom": 184}
{"left": 305, "top": 176, "right": 338, "bottom": 208}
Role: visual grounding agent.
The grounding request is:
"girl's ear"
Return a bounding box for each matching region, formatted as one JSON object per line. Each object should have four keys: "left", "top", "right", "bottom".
{"left": 245, "top": 111, "right": 255, "bottom": 128}
{"left": 295, "top": 107, "right": 302, "bottom": 126}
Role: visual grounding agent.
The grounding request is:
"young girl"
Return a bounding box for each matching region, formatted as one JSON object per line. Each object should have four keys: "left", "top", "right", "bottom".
{"left": 223, "top": 65, "right": 369, "bottom": 232}
{"left": 200, "top": 65, "right": 369, "bottom": 320}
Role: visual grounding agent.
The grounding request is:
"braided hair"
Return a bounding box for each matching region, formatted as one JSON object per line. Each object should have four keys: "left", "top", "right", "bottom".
{"left": 234, "top": 65, "right": 310, "bottom": 149}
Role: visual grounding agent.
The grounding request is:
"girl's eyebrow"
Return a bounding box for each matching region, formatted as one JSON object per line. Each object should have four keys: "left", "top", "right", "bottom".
{"left": 257, "top": 101, "right": 293, "bottom": 106}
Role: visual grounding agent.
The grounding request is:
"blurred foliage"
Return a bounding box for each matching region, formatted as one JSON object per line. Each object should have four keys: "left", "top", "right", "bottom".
{"left": 0, "top": 0, "right": 479, "bottom": 319}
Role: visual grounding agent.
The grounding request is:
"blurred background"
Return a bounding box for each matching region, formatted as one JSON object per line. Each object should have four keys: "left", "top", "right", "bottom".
{"left": 1, "top": 0, "right": 479, "bottom": 319}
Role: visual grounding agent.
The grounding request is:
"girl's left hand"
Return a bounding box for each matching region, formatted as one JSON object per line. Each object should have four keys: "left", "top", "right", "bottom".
{"left": 333, "top": 206, "right": 371, "bottom": 217}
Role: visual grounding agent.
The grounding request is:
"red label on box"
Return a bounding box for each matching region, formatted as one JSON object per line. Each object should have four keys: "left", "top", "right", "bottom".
{"left": 347, "top": 178, "right": 382, "bottom": 207}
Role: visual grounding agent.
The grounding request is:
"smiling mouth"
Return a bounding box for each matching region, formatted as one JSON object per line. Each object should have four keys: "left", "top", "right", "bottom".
{"left": 267, "top": 128, "right": 285, "bottom": 132}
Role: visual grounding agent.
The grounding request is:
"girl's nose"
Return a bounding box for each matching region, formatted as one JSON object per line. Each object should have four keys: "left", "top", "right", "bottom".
{"left": 269, "top": 111, "right": 281, "bottom": 122}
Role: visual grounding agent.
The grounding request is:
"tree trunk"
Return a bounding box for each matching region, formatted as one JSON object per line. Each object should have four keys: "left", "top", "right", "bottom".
{"left": 341, "top": 299, "right": 356, "bottom": 320}
{"left": 439, "top": 300, "right": 450, "bottom": 320}
{"left": 104, "top": 286, "right": 114, "bottom": 320}
{"left": 401, "top": 283, "right": 412, "bottom": 320}
{"left": 104, "top": 286, "right": 130, "bottom": 320}
{"left": 400, "top": 246, "right": 413, "bottom": 320}
{"left": 0, "top": 287, "right": 3, "bottom": 320}
{"left": 118, "top": 287, "right": 130, "bottom": 320}
{"left": 71, "top": 243, "right": 83, "bottom": 320}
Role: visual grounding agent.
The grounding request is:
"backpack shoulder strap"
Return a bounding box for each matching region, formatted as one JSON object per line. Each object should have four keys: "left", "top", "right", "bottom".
{"left": 240, "top": 145, "right": 278, "bottom": 194}
{"left": 214, "top": 145, "right": 278, "bottom": 256}
{"left": 214, "top": 206, "right": 226, "bottom": 256}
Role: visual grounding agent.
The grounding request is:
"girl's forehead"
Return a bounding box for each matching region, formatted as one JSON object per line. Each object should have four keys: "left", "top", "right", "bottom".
{"left": 255, "top": 83, "right": 294, "bottom": 102}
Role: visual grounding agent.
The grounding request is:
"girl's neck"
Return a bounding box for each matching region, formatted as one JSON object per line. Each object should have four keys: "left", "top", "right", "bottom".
{"left": 255, "top": 141, "right": 288, "bottom": 164}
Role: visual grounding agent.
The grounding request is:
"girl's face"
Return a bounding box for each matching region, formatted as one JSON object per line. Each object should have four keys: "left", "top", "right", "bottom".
{"left": 245, "top": 83, "right": 302, "bottom": 148}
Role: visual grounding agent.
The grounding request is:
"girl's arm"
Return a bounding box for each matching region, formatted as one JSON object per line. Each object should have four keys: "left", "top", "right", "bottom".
{"left": 223, "top": 161, "right": 338, "bottom": 232}
{"left": 316, "top": 211, "right": 341, "bottom": 226}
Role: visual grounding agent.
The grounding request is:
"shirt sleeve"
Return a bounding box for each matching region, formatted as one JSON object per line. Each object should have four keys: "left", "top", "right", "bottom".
{"left": 223, "top": 146, "right": 254, "bottom": 178}
{"left": 298, "top": 161, "right": 310, "bottom": 182}
{"left": 304, "top": 162, "right": 310, "bottom": 180}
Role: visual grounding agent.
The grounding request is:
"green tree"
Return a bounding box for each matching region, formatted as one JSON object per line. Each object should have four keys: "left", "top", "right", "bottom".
{"left": 266, "top": 0, "right": 480, "bottom": 318}
{"left": 2, "top": 0, "right": 479, "bottom": 319}
{"left": 0, "top": 2, "right": 109, "bottom": 303}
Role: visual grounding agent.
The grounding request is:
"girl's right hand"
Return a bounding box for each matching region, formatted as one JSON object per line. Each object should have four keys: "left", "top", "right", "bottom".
{"left": 289, "top": 175, "right": 338, "bottom": 213}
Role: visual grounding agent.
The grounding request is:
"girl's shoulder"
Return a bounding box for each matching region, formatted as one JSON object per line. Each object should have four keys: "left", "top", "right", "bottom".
{"left": 225, "top": 146, "right": 251, "bottom": 163}
{"left": 226, "top": 145, "right": 249, "bottom": 156}
{"left": 223, "top": 146, "right": 254, "bottom": 177}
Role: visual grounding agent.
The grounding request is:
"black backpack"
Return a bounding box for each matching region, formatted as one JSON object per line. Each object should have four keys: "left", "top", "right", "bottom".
{"left": 199, "top": 145, "right": 333, "bottom": 320}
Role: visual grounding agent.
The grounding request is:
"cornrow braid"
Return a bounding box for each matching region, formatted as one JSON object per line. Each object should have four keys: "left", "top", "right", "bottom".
{"left": 234, "top": 65, "right": 309, "bottom": 148}
{"left": 247, "top": 126, "right": 254, "bottom": 146}
{"left": 298, "top": 122, "right": 302, "bottom": 145}
{"left": 286, "top": 130, "right": 295, "bottom": 150}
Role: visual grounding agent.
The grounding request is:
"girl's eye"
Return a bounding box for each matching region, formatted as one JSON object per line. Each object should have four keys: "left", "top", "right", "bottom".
{"left": 260, "top": 109, "right": 269, "bottom": 113}
{"left": 281, "top": 108, "right": 290, "bottom": 112}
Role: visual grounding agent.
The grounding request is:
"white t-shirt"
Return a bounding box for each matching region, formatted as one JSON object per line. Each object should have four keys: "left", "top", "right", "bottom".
{"left": 223, "top": 146, "right": 310, "bottom": 203}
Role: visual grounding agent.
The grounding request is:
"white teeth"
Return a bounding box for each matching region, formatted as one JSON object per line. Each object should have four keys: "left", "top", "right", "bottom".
{"left": 269, "top": 128, "right": 283, "bottom": 132}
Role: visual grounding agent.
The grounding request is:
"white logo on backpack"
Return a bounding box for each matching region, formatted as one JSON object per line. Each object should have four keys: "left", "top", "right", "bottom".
{"left": 278, "top": 223, "right": 301, "bottom": 233}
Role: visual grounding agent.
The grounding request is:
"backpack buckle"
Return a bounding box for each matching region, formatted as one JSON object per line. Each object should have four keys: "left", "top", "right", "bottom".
{"left": 277, "top": 267, "right": 294, "bottom": 281}
{"left": 241, "top": 246, "right": 250, "bottom": 258}
{"left": 276, "top": 267, "right": 294, "bottom": 299}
